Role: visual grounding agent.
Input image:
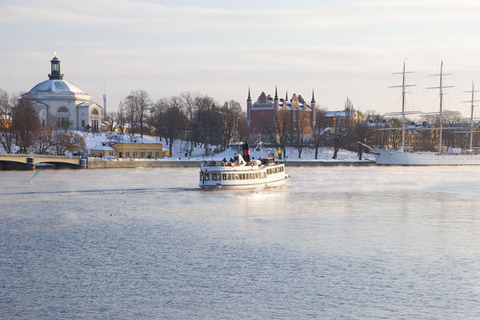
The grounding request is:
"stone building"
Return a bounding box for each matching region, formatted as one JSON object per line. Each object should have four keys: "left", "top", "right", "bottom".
{"left": 21, "top": 54, "right": 103, "bottom": 131}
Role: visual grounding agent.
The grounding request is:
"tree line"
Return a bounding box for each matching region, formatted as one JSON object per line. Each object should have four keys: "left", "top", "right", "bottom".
{"left": 2, "top": 87, "right": 475, "bottom": 158}
{"left": 104, "top": 90, "right": 249, "bottom": 156}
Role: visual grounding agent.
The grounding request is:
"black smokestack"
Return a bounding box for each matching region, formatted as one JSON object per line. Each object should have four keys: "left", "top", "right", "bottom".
{"left": 242, "top": 142, "right": 250, "bottom": 163}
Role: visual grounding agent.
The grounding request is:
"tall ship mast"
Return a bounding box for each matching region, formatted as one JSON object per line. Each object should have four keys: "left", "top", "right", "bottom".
{"left": 373, "top": 61, "right": 480, "bottom": 165}
{"left": 389, "top": 60, "right": 416, "bottom": 153}
{"left": 426, "top": 61, "right": 453, "bottom": 154}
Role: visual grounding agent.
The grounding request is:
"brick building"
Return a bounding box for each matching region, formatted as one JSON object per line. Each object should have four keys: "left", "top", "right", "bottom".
{"left": 246, "top": 88, "right": 316, "bottom": 141}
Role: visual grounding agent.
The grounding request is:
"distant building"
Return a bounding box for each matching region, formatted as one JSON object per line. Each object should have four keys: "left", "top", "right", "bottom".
{"left": 21, "top": 54, "right": 103, "bottom": 131}
{"left": 319, "top": 108, "right": 363, "bottom": 127}
{"left": 247, "top": 88, "right": 316, "bottom": 141}
{"left": 89, "top": 143, "right": 170, "bottom": 159}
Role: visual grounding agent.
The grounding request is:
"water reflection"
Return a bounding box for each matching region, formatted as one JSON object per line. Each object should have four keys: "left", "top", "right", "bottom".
{"left": 1, "top": 166, "right": 480, "bottom": 318}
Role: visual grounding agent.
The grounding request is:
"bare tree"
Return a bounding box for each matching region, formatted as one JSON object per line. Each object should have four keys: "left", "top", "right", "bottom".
{"left": 52, "top": 131, "right": 86, "bottom": 155}
{"left": 311, "top": 108, "right": 329, "bottom": 159}
{"left": 150, "top": 96, "right": 188, "bottom": 155}
{"left": 34, "top": 126, "right": 55, "bottom": 154}
{"left": 327, "top": 98, "right": 355, "bottom": 159}
{"left": 12, "top": 98, "right": 41, "bottom": 153}
{"left": 120, "top": 90, "right": 151, "bottom": 141}
{"left": 289, "top": 108, "right": 310, "bottom": 158}
{"left": 116, "top": 105, "right": 127, "bottom": 134}
{"left": 104, "top": 111, "right": 121, "bottom": 132}
{"left": 191, "top": 95, "right": 222, "bottom": 154}
{"left": 180, "top": 91, "right": 199, "bottom": 153}
{"left": 0, "top": 88, "right": 15, "bottom": 153}
{"left": 265, "top": 110, "right": 291, "bottom": 160}
{"left": 220, "top": 100, "right": 244, "bottom": 149}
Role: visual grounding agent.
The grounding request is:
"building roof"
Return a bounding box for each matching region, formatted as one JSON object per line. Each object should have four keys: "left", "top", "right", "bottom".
{"left": 28, "top": 79, "right": 87, "bottom": 95}
{"left": 77, "top": 102, "right": 96, "bottom": 108}
{"left": 324, "top": 110, "right": 357, "bottom": 117}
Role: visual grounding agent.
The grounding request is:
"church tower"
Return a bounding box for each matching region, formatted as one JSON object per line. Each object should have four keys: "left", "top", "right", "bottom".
{"left": 48, "top": 53, "right": 63, "bottom": 80}
{"left": 311, "top": 89, "right": 316, "bottom": 128}
{"left": 246, "top": 87, "right": 252, "bottom": 126}
{"left": 274, "top": 86, "right": 279, "bottom": 118}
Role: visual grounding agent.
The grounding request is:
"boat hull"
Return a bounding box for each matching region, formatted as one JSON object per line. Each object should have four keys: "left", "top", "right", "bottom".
{"left": 374, "top": 148, "right": 480, "bottom": 166}
{"left": 199, "top": 175, "right": 289, "bottom": 190}
{"left": 199, "top": 162, "right": 289, "bottom": 190}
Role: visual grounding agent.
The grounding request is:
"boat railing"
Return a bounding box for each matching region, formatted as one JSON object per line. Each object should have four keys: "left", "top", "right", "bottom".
{"left": 202, "top": 160, "right": 247, "bottom": 167}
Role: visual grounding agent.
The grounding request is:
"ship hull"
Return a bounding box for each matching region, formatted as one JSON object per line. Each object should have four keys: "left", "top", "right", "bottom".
{"left": 374, "top": 148, "right": 480, "bottom": 166}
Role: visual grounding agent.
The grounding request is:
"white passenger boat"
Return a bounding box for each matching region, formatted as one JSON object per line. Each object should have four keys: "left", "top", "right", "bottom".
{"left": 199, "top": 142, "right": 290, "bottom": 189}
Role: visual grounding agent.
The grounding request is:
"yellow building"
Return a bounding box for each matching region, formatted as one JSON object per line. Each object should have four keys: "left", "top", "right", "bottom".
{"left": 89, "top": 143, "right": 170, "bottom": 159}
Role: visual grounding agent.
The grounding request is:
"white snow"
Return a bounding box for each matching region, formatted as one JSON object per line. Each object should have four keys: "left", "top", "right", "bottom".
{"left": 82, "top": 132, "right": 371, "bottom": 162}
{"left": 0, "top": 131, "right": 372, "bottom": 162}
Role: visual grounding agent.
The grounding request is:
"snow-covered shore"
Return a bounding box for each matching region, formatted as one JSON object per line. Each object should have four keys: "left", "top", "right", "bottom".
{"left": 84, "top": 132, "right": 375, "bottom": 164}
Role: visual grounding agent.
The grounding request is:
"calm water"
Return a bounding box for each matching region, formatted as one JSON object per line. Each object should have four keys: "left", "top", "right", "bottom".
{"left": 1, "top": 166, "right": 480, "bottom": 319}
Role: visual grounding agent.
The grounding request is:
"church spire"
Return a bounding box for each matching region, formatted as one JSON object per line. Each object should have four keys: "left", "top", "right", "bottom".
{"left": 247, "top": 87, "right": 251, "bottom": 101}
{"left": 311, "top": 89, "right": 315, "bottom": 102}
{"left": 274, "top": 86, "right": 278, "bottom": 100}
{"left": 48, "top": 52, "right": 63, "bottom": 80}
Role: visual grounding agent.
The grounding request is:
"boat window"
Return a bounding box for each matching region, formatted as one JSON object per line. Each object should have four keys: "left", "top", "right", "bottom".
{"left": 200, "top": 172, "right": 203, "bottom": 181}
{"left": 227, "top": 174, "right": 231, "bottom": 180}
{"left": 205, "top": 173, "right": 210, "bottom": 181}
{"left": 235, "top": 174, "right": 239, "bottom": 180}
{"left": 222, "top": 174, "right": 226, "bottom": 180}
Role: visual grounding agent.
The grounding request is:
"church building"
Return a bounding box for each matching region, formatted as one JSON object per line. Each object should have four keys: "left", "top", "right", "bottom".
{"left": 246, "top": 88, "right": 316, "bottom": 141}
{"left": 22, "top": 54, "right": 103, "bottom": 131}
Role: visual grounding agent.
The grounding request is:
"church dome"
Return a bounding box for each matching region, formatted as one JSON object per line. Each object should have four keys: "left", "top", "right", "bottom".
{"left": 28, "top": 79, "right": 86, "bottom": 94}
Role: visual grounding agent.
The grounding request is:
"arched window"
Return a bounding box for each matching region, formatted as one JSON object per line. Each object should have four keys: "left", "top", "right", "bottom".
{"left": 56, "top": 106, "right": 70, "bottom": 129}
{"left": 92, "top": 109, "right": 99, "bottom": 115}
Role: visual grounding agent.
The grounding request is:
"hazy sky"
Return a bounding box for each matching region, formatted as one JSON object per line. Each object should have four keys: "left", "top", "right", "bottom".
{"left": 2, "top": 0, "right": 480, "bottom": 117}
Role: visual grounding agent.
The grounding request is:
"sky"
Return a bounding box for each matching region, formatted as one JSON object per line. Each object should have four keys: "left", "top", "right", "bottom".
{"left": 2, "top": 0, "right": 480, "bottom": 118}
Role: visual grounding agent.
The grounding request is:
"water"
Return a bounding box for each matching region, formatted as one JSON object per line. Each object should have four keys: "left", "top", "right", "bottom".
{"left": 1, "top": 166, "right": 480, "bottom": 319}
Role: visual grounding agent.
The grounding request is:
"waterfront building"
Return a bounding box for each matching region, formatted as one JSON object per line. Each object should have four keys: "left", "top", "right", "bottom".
{"left": 320, "top": 109, "right": 364, "bottom": 128}
{"left": 21, "top": 54, "right": 103, "bottom": 131}
{"left": 246, "top": 88, "right": 316, "bottom": 141}
{"left": 89, "top": 143, "right": 170, "bottom": 159}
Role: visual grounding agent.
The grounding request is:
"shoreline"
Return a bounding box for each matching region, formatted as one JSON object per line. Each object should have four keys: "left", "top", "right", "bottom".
{"left": 86, "top": 158, "right": 376, "bottom": 169}
{"left": 0, "top": 156, "right": 376, "bottom": 170}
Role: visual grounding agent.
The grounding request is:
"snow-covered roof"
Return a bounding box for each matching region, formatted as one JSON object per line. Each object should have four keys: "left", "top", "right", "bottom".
{"left": 89, "top": 146, "right": 116, "bottom": 151}
{"left": 77, "top": 102, "right": 96, "bottom": 107}
{"left": 28, "top": 79, "right": 87, "bottom": 95}
{"left": 324, "top": 110, "right": 357, "bottom": 117}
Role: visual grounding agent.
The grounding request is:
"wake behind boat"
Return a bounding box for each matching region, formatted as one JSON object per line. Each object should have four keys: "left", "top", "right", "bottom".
{"left": 373, "top": 61, "right": 480, "bottom": 166}
{"left": 199, "top": 142, "right": 290, "bottom": 189}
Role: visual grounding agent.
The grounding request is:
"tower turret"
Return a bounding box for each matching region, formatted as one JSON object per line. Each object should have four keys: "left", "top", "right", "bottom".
{"left": 247, "top": 87, "right": 252, "bottom": 126}
{"left": 311, "top": 89, "right": 316, "bottom": 128}
{"left": 48, "top": 52, "right": 63, "bottom": 80}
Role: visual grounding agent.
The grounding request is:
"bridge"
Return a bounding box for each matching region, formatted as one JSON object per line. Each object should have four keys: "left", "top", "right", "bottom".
{"left": 0, "top": 154, "right": 87, "bottom": 169}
